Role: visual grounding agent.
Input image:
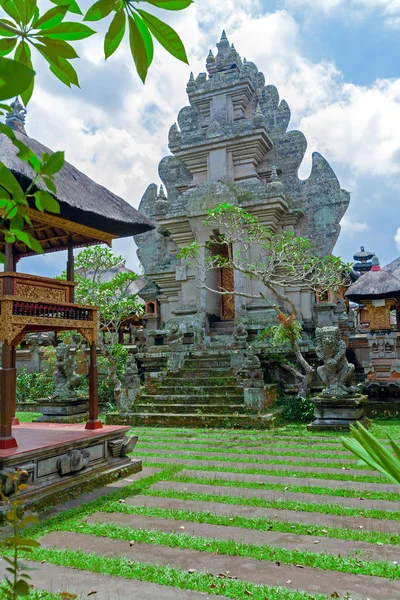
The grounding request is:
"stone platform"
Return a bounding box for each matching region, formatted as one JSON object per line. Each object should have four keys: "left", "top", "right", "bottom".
{"left": 0, "top": 423, "right": 141, "bottom": 513}
{"left": 308, "top": 394, "right": 369, "bottom": 431}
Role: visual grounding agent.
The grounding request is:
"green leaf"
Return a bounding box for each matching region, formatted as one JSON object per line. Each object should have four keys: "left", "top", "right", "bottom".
{"left": 11, "top": 138, "right": 41, "bottom": 171}
{"left": 14, "top": 40, "right": 34, "bottom": 105}
{"left": 132, "top": 12, "right": 153, "bottom": 68}
{"left": 4, "top": 231, "right": 16, "bottom": 242}
{"left": 104, "top": 9, "right": 125, "bottom": 59}
{"left": 84, "top": 0, "right": 115, "bottom": 22}
{"left": 0, "top": 122, "right": 15, "bottom": 139}
{"left": 34, "top": 43, "right": 79, "bottom": 87}
{"left": 25, "top": 0, "right": 37, "bottom": 25}
{"left": 41, "top": 150, "right": 64, "bottom": 175}
{"left": 0, "top": 56, "right": 34, "bottom": 101}
{"left": 128, "top": 14, "right": 148, "bottom": 83}
{"left": 14, "top": 230, "right": 43, "bottom": 253}
{"left": 34, "top": 190, "right": 60, "bottom": 213}
{"left": 0, "top": 37, "right": 17, "bottom": 56}
{"left": 0, "top": 0, "right": 21, "bottom": 24}
{"left": 0, "top": 160, "right": 25, "bottom": 201}
{"left": 0, "top": 19, "right": 18, "bottom": 36}
{"left": 136, "top": 8, "right": 188, "bottom": 63}
{"left": 34, "top": 5, "right": 68, "bottom": 30}
{"left": 13, "top": 579, "right": 30, "bottom": 594}
{"left": 9, "top": 214, "right": 24, "bottom": 231}
{"left": 36, "top": 36, "right": 78, "bottom": 58}
{"left": 144, "top": 0, "right": 193, "bottom": 9}
{"left": 49, "top": 0, "right": 82, "bottom": 15}
{"left": 43, "top": 21, "right": 95, "bottom": 40}
{"left": 42, "top": 175, "right": 57, "bottom": 193}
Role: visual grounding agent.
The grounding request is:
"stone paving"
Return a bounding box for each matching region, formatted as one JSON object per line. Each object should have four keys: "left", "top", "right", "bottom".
{"left": 2, "top": 426, "right": 400, "bottom": 600}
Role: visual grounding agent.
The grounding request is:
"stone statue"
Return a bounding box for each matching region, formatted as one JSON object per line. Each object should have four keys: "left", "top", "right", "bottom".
{"left": 167, "top": 322, "right": 184, "bottom": 345}
{"left": 53, "top": 341, "right": 81, "bottom": 399}
{"left": 233, "top": 323, "right": 248, "bottom": 345}
{"left": 118, "top": 353, "right": 140, "bottom": 413}
{"left": 315, "top": 326, "right": 355, "bottom": 397}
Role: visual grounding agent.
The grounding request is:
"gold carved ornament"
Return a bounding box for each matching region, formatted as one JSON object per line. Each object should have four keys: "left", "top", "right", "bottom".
{"left": 220, "top": 266, "right": 235, "bottom": 321}
{"left": 14, "top": 282, "right": 67, "bottom": 303}
{"left": 366, "top": 302, "right": 391, "bottom": 330}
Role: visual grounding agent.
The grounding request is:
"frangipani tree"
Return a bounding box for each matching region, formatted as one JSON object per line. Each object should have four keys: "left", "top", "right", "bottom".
{"left": 61, "top": 246, "right": 143, "bottom": 407}
{"left": 179, "top": 201, "right": 351, "bottom": 398}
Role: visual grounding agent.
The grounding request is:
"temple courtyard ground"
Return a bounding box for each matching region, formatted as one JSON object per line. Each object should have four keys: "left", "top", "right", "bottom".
{"left": 1, "top": 420, "right": 399, "bottom": 600}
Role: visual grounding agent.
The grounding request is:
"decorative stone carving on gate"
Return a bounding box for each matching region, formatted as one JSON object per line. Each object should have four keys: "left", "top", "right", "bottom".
{"left": 57, "top": 449, "right": 90, "bottom": 475}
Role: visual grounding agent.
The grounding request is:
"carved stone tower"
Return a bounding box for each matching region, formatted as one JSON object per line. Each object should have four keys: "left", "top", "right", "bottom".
{"left": 135, "top": 32, "right": 350, "bottom": 336}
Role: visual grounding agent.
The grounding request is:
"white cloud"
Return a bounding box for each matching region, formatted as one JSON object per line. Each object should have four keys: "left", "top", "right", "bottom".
{"left": 340, "top": 215, "right": 369, "bottom": 234}
{"left": 395, "top": 228, "right": 400, "bottom": 251}
{"left": 284, "top": 0, "right": 400, "bottom": 27}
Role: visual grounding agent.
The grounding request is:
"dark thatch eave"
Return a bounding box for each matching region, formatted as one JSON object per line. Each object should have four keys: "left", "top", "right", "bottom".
{"left": 0, "top": 131, "right": 155, "bottom": 238}
{"left": 345, "top": 269, "right": 400, "bottom": 301}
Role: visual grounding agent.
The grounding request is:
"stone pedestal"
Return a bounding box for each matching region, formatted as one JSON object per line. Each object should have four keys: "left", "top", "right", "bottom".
{"left": 36, "top": 397, "right": 89, "bottom": 423}
{"left": 307, "top": 394, "right": 369, "bottom": 431}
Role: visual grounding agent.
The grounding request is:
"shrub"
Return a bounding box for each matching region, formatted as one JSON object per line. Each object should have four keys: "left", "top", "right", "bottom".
{"left": 278, "top": 394, "right": 314, "bottom": 423}
{"left": 16, "top": 370, "right": 54, "bottom": 403}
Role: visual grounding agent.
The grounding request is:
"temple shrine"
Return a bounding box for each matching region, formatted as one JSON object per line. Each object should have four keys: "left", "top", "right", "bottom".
{"left": 0, "top": 100, "right": 153, "bottom": 504}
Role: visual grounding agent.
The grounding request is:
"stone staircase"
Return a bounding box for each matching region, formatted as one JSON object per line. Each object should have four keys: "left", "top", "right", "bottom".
{"left": 129, "top": 350, "right": 276, "bottom": 429}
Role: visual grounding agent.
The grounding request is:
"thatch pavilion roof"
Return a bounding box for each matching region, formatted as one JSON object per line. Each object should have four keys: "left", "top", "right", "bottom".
{"left": 345, "top": 269, "right": 400, "bottom": 302}
{"left": 0, "top": 130, "right": 154, "bottom": 257}
{"left": 384, "top": 256, "right": 400, "bottom": 274}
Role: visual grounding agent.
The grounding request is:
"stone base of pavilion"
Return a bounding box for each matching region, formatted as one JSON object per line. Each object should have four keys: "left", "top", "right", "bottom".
{"left": 0, "top": 423, "right": 141, "bottom": 514}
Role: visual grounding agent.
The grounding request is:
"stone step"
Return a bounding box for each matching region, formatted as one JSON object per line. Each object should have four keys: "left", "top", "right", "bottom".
{"left": 183, "top": 359, "right": 231, "bottom": 368}
{"left": 138, "top": 395, "right": 244, "bottom": 403}
{"left": 129, "top": 413, "right": 275, "bottom": 429}
{"left": 147, "top": 385, "right": 238, "bottom": 395}
{"left": 134, "top": 404, "right": 248, "bottom": 415}
{"left": 40, "top": 531, "right": 400, "bottom": 600}
{"left": 210, "top": 320, "right": 234, "bottom": 329}
{"left": 162, "top": 376, "right": 237, "bottom": 385}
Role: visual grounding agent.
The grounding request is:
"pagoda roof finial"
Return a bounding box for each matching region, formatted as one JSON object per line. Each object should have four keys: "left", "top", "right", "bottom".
{"left": 5, "top": 97, "right": 27, "bottom": 135}
{"left": 220, "top": 30, "right": 228, "bottom": 41}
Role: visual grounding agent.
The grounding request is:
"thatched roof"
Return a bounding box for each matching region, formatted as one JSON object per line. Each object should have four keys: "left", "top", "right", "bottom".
{"left": 0, "top": 130, "right": 154, "bottom": 256}
{"left": 345, "top": 269, "right": 400, "bottom": 301}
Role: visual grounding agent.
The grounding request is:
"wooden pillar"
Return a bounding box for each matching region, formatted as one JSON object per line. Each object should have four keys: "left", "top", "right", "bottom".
{"left": 11, "top": 346, "right": 19, "bottom": 426}
{"left": 85, "top": 343, "right": 102, "bottom": 430}
{"left": 0, "top": 341, "right": 18, "bottom": 449}
{"left": 67, "top": 237, "right": 74, "bottom": 303}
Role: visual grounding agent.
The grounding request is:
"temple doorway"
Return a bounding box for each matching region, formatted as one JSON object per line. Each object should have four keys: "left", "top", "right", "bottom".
{"left": 219, "top": 245, "right": 235, "bottom": 321}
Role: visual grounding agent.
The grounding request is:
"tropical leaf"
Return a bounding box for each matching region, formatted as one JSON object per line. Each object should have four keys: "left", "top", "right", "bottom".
{"left": 144, "top": 0, "right": 193, "bottom": 9}
{"left": 132, "top": 12, "right": 153, "bottom": 68}
{"left": 14, "top": 40, "right": 34, "bottom": 105}
{"left": 49, "top": 0, "right": 82, "bottom": 15}
{"left": 84, "top": 0, "right": 115, "bottom": 21}
{"left": 0, "top": 0, "right": 21, "bottom": 24}
{"left": 43, "top": 22, "right": 95, "bottom": 40}
{"left": 0, "top": 160, "right": 25, "bottom": 202}
{"left": 14, "top": 230, "right": 43, "bottom": 253}
{"left": 34, "top": 5, "right": 68, "bottom": 30}
{"left": 0, "top": 57, "right": 34, "bottom": 101}
{"left": 0, "top": 37, "right": 17, "bottom": 56}
{"left": 35, "top": 37, "right": 79, "bottom": 59}
{"left": 128, "top": 14, "right": 148, "bottom": 83}
{"left": 104, "top": 9, "right": 125, "bottom": 59}
{"left": 136, "top": 8, "right": 188, "bottom": 63}
{"left": 0, "top": 19, "right": 18, "bottom": 37}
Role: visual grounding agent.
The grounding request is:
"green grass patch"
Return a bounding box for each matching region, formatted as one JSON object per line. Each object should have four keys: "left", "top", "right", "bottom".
{"left": 11, "top": 547, "right": 330, "bottom": 600}
{"left": 15, "top": 411, "right": 41, "bottom": 422}
{"left": 97, "top": 501, "right": 400, "bottom": 546}
{"left": 143, "top": 459, "right": 390, "bottom": 485}
{"left": 142, "top": 487, "right": 400, "bottom": 521}
{"left": 172, "top": 474, "right": 400, "bottom": 503}
{"left": 64, "top": 520, "right": 400, "bottom": 579}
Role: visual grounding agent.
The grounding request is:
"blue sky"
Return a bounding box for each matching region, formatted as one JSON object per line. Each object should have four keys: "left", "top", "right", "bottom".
{"left": 11, "top": 0, "right": 400, "bottom": 276}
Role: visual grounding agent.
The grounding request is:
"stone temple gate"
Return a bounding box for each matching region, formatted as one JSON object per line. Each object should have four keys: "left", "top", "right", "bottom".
{"left": 134, "top": 31, "right": 350, "bottom": 339}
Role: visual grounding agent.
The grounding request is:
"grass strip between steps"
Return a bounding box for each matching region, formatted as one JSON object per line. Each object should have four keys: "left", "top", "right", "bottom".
{"left": 171, "top": 474, "right": 400, "bottom": 502}
{"left": 95, "top": 502, "right": 400, "bottom": 546}
{"left": 59, "top": 520, "right": 400, "bottom": 579}
{"left": 136, "top": 450, "right": 373, "bottom": 472}
{"left": 137, "top": 441, "right": 357, "bottom": 460}
{"left": 7, "top": 547, "right": 330, "bottom": 600}
{"left": 135, "top": 448, "right": 388, "bottom": 483}
{"left": 141, "top": 459, "right": 390, "bottom": 485}
{"left": 141, "top": 485, "right": 400, "bottom": 521}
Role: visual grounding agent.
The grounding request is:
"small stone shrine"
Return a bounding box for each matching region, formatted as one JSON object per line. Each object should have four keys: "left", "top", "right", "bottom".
{"left": 308, "top": 326, "right": 368, "bottom": 430}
